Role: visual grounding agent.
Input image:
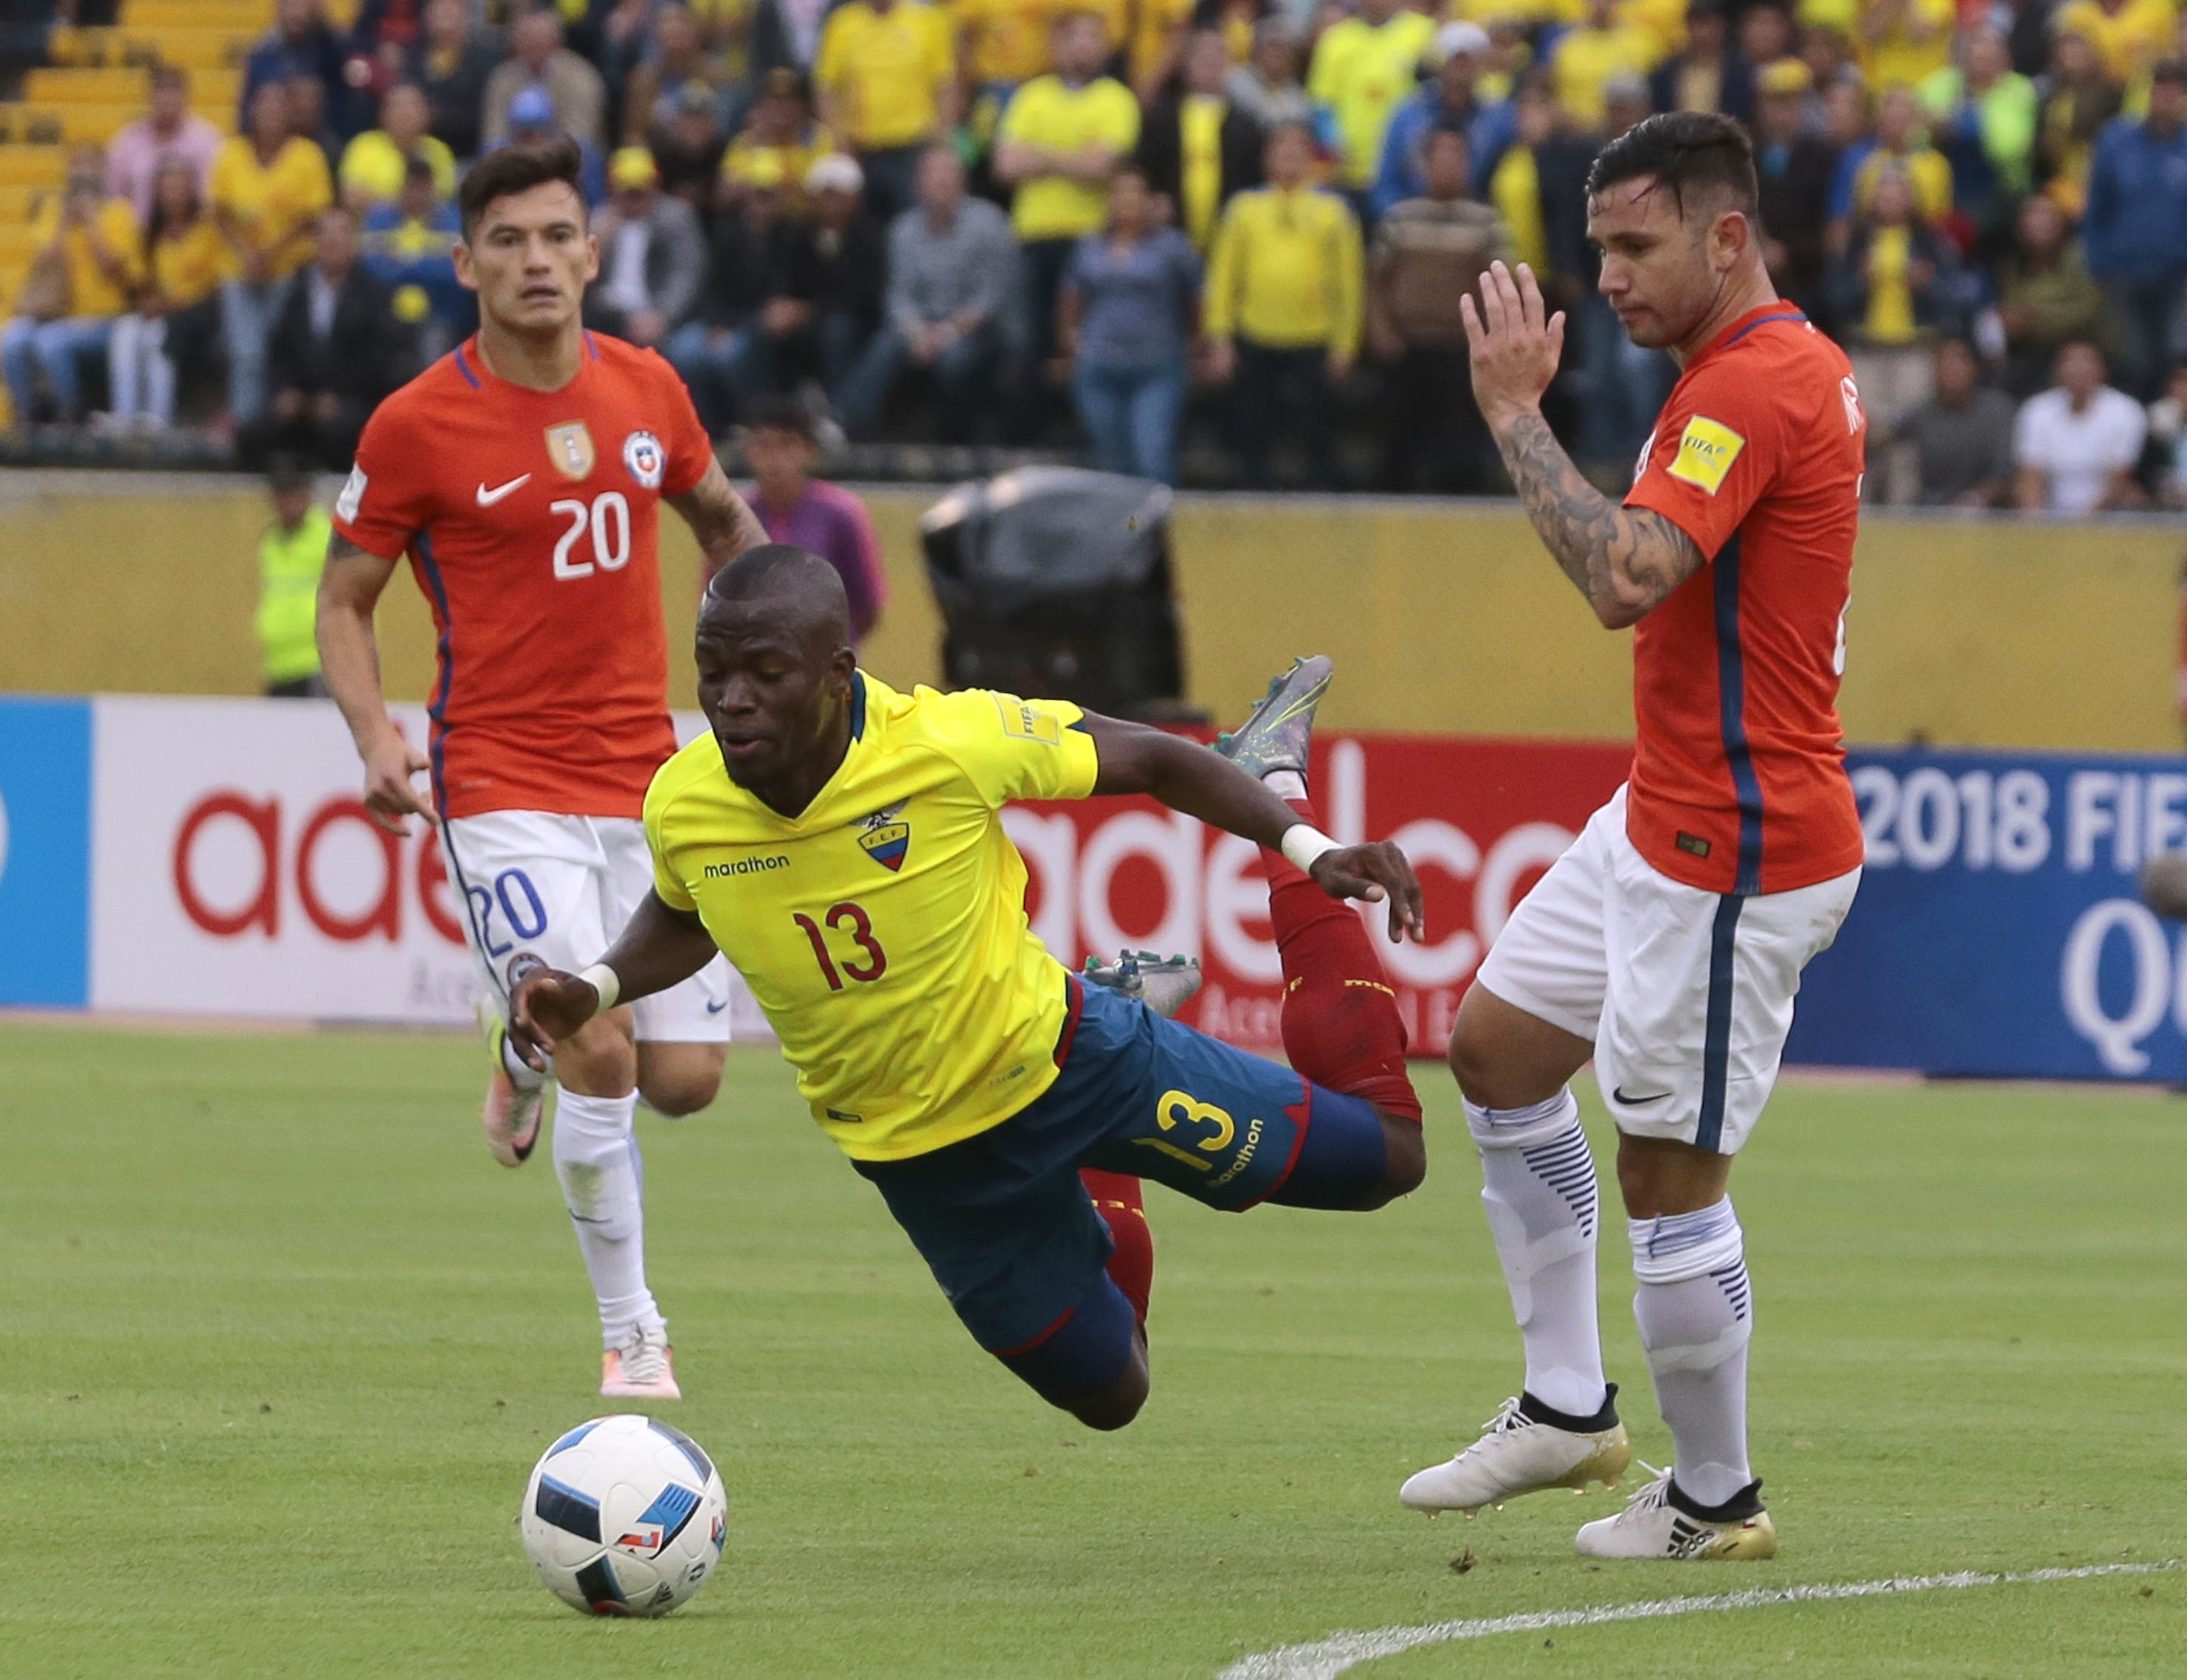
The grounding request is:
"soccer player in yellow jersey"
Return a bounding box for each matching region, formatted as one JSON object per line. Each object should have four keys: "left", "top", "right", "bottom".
{"left": 511, "top": 547, "right": 1429, "bottom": 1428}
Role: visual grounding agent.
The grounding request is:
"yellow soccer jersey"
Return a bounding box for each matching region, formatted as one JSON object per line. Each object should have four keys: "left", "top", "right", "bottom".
{"left": 645, "top": 674, "right": 1101, "bottom": 1161}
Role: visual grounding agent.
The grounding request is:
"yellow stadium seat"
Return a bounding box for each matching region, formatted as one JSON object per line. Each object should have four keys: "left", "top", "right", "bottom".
{"left": 122, "top": 1, "right": 277, "bottom": 32}
{"left": 0, "top": 183, "right": 60, "bottom": 223}
{"left": 114, "top": 28, "right": 253, "bottom": 70}
{"left": 24, "top": 67, "right": 153, "bottom": 105}
{"left": 0, "top": 224, "right": 49, "bottom": 270}
{"left": 0, "top": 147, "right": 69, "bottom": 187}
{"left": 0, "top": 103, "right": 155, "bottom": 145}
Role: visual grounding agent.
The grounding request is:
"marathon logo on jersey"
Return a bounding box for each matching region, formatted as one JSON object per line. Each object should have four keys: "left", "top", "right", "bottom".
{"left": 703, "top": 854, "right": 790, "bottom": 879}
{"left": 336, "top": 464, "right": 367, "bottom": 522}
{"left": 544, "top": 421, "right": 595, "bottom": 481}
{"left": 1667, "top": 415, "right": 1745, "bottom": 495}
{"left": 995, "top": 696, "right": 1061, "bottom": 746}
{"left": 857, "top": 803, "right": 910, "bottom": 873}
{"left": 623, "top": 430, "right": 666, "bottom": 490}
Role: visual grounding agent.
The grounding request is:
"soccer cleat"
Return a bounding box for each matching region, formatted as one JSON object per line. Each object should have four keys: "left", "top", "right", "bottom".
{"left": 1572, "top": 1469, "right": 1777, "bottom": 1560}
{"left": 1399, "top": 1389, "right": 1632, "bottom": 1515}
{"left": 1213, "top": 654, "right": 1333, "bottom": 781}
{"left": 1082, "top": 950, "right": 1204, "bottom": 1020}
{"left": 481, "top": 1018, "right": 545, "bottom": 1168}
{"left": 601, "top": 1323, "right": 681, "bottom": 1400}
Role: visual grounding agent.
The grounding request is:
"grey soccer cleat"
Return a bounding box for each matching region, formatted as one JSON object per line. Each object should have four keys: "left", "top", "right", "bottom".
{"left": 1082, "top": 950, "right": 1204, "bottom": 1019}
{"left": 1212, "top": 655, "right": 1333, "bottom": 781}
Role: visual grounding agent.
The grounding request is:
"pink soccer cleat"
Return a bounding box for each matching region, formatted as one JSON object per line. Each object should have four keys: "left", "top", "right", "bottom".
{"left": 601, "top": 1323, "right": 682, "bottom": 1400}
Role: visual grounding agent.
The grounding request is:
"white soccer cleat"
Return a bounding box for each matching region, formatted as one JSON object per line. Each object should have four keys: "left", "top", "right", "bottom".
{"left": 1400, "top": 1392, "right": 1632, "bottom": 1515}
{"left": 1572, "top": 1468, "right": 1777, "bottom": 1560}
{"left": 600, "top": 1323, "right": 682, "bottom": 1400}
{"left": 481, "top": 1019, "right": 545, "bottom": 1168}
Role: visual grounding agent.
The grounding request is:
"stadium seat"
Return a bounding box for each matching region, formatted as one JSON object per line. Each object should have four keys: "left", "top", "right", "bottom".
{"left": 121, "top": 1, "right": 277, "bottom": 33}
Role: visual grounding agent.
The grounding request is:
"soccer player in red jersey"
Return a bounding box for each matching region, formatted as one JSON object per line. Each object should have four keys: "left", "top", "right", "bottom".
{"left": 314, "top": 139, "right": 768, "bottom": 1400}
{"left": 1400, "top": 113, "right": 1865, "bottom": 1559}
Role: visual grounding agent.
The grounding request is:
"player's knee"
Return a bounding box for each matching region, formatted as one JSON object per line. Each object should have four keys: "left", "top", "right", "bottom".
{"left": 558, "top": 1019, "right": 638, "bottom": 1096}
{"left": 639, "top": 1071, "right": 720, "bottom": 1118}
{"left": 996, "top": 1282, "right": 1144, "bottom": 1424}
{"left": 1377, "top": 1114, "right": 1427, "bottom": 1200}
{"left": 1062, "top": 1352, "right": 1149, "bottom": 1432}
{"left": 1445, "top": 1005, "right": 1502, "bottom": 1102}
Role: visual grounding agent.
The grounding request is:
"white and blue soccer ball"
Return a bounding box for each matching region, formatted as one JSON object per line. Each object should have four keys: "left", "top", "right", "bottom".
{"left": 519, "top": 1414, "right": 728, "bottom": 1617}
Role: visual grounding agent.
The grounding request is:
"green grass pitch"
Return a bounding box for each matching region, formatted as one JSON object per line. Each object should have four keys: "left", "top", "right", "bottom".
{"left": 4, "top": 1023, "right": 2184, "bottom": 1679}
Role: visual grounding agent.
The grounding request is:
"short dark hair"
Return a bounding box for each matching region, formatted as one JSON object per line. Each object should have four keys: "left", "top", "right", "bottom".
{"left": 2153, "top": 58, "right": 2187, "bottom": 89}
{"left": 459, "top": 137, "right": 587, "bottom": 241}
{"left": 742, "top": 393, "right": 818, "bottom": 440}
{"left": 1586, "top": 110, "right": 1758, "bottom": 221}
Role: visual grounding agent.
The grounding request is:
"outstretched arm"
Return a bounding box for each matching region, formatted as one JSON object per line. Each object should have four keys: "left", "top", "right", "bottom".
{"left": 1464, "top": 260, "right": 1704, "bottom": 629}
{"left": 507, "top": 891, "right": 720, "bottom": 1069}
{"left": 667, "top": 455, "right": 771, "bottom": 577}
{"left": 317, "top": 532, "right": 436, "bottom": 834}
{"left": 1079, "top": 712, "right": 1424, "bottom": 942}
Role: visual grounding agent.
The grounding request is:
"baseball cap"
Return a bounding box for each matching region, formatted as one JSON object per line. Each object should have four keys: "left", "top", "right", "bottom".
{"left": 508, "top": 84, "right": 555, "bottom": 128}
{"left": 804, "top": 152, "right": 863, "bottom": 196}
{"left": 608, "top": 145, "right": 658, "bottom": 191}
{"left": 1757, "top": 58, "right": 1813, "bottom": 96}
{"left": 1428, "top": 21, "right": 1490, "bottom": 66}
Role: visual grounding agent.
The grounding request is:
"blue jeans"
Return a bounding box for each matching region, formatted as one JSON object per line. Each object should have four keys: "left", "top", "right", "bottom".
{"left": 1577, "top": 294, "right": 1673, "bottom": 469}
{"left": 2, "top": 314, "right": 115, "bottom": 421}
{"left": 221, "top": 277, "right": 289, "bottom": 425}
{"left": 1072, "top": 358, "right": 1185, "bottom": 484}
{"left": 832, "top": 320, "right": 1001, "bottom": 442}
{"left": 664, "top": 319, "right": 762, "bottom": 435}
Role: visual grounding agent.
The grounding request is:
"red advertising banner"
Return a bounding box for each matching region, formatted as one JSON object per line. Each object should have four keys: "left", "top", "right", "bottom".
{"left": 1006, "top": 734, "right": 1634, "bottom": 1058}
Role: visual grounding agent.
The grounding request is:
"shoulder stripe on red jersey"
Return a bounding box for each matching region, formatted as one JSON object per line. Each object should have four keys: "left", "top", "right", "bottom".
{"left": 1721, "top": 309, "right": 1808, "bottom": 350}
{"left": 452, "top": 345, "right": 481, "bottom": 389}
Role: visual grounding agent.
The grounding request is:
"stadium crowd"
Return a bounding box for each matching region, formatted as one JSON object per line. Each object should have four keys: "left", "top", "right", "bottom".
{"left": 7, "top": 0, "right": 2187, "bottom": 503}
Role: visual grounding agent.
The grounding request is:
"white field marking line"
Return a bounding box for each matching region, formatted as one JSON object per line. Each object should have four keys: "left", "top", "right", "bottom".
{"left": 1218, "top": 1559, "right": 2184, "bottom": 1680}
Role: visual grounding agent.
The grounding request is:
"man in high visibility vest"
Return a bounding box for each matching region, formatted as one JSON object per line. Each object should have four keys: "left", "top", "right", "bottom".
{"left": 258, "top": 460, "right": 331, "bottom": 697}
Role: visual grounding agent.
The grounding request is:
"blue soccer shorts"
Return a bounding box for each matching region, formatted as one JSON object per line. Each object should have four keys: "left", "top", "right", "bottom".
{"left": 854, "top": 975, "right": 1392, "bottom": 1400}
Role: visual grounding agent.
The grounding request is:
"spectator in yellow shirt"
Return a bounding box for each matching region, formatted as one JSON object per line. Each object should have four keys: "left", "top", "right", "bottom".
{"left": 213, "top": 80, "right": 334, "bottom": 426}
{"left": 995, "top": 11, "right": 1142, "bottom": 375}
{"left": 815, "top": 0, "right": 959, "bottom": 218}
{"left": 957, "top": 0, "right": 1056, "bottom": 101}
{"left": 1204, "top": 122, "right": 1364, "bottom": 486}
{"left": 1, "top": 149, "right": 141, "bottom": 426}
{"left": 108, "top": 157, "right": 232, "bottom": 433}
{"left": 1836, "top": 83, "right": 1955, "bottom": 245}
{"left": 1859, "top": 0, "right": 1955, "bottom": 92}
{"left": 2056, "top": 0, "right": 2179, "bottom": 86}
{"left": 337, "top": 83, "right": 458, "bottom": 210}
{"left": 1307, "top": 0, "right": 1437, "bottom": 195}
{"left": 1550, "top": 0, "right": 1662, "bottom": 130}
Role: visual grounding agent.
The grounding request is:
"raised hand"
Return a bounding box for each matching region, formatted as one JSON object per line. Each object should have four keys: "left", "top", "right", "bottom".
{"left": 508, "top": 968, "right": 605, "bottom": 1071}
{"left": 1460, "top": 260, "right": 1566, "bottom": 433}
{"left": 1310, "top": 842, "right": 1427, "bottom": 944}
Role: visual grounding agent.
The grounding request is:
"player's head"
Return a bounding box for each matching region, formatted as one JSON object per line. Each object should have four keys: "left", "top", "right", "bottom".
{"left": 1584, "top": 110, "right": 1761, "bottom": 351}
{"left": 694, "top": 546, "right": 856, "bottom": 792}
{"left": 455, "top": 138, "right": 597, "bottom": 337}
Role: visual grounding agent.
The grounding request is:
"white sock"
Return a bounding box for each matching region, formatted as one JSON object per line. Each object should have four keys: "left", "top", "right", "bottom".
{"left": 551, "top": 1088, "right": 663, "bottom": 1349}
{"left": 1631, "top": 1197, "right": 1752, "bottom": 1508}
{"left": 500, "top": 1030, "right": 546, "bottom": 1090}
{"left": 1466, "top": 1089, "right": 1608, "bottom": 1419}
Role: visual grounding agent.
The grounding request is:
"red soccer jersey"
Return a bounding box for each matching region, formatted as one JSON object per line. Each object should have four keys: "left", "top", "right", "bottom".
{"left": 334, "top": 333, "right": 714, "bottom": 820}
{"left": 1621, "top": 303, "right": 1867, "bottom": 896}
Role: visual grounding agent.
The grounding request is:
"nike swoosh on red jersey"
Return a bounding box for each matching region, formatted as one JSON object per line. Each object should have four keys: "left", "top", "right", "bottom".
{"left": 475, "top": 474, "right": 531, "bottom": 505}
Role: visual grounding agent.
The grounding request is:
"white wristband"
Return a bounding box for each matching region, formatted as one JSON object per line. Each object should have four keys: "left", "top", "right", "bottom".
{"left": 1280, "top": 823, "right": 1341, "bottom": 874}
{"left": 575, "top": 962, "right": 621, "bottom": 1012}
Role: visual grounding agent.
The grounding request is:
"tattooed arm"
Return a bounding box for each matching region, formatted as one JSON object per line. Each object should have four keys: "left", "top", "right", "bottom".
{"left": 667, "top": 454, "right": 770, "bottom": 580}
{"left": 1462, "top": 260, "right": 1704, "bottom": 630}
{"left": 1492, "top": 414, "right": 1704, "bottom": 629}
{"left": 317, "top": 530, "right": 436, "bottom": 834}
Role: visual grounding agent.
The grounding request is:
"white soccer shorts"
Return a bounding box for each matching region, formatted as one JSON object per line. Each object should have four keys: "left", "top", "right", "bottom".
{"left": 1473, "top": 786, "right": 1859, "bottom": 1155}
{"left": 440, "top": 810, "right": 733, "bottom": 1044}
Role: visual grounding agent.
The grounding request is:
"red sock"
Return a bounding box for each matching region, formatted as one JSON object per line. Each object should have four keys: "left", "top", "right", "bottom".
{"left": 1081, "top": 1169, "right": 1153, "bottom": 1324}
{"left": 1262, "top": 797, "right": 1423, "bottom": 1121}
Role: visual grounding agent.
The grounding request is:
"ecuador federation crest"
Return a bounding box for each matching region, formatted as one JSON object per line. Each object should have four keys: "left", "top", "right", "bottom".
{"left": 544, "top": 420, "right": 595, "bottom": 480}
{"left": 857, "top": 803, "right": 910, "bottom": 873}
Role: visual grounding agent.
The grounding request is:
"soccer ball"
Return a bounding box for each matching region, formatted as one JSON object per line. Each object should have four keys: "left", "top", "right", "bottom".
{"left": 519, "top": 1414, "right": 728, "bottom": 1617}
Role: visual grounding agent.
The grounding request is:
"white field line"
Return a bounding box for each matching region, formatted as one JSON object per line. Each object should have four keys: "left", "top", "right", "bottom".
{"left": 1218, "top": 1559, "right": 2183, "bottom": 1680}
